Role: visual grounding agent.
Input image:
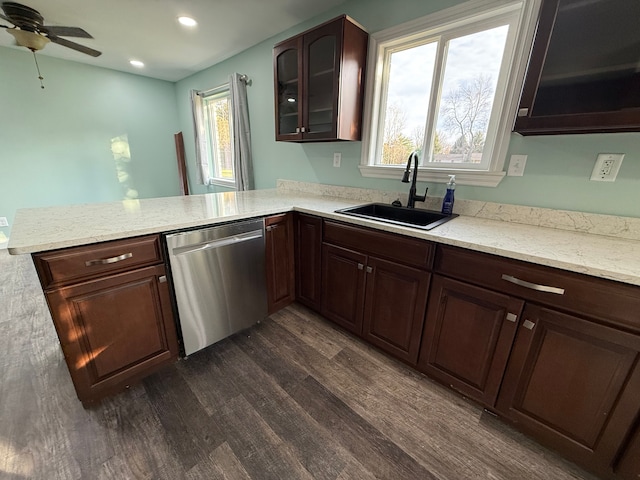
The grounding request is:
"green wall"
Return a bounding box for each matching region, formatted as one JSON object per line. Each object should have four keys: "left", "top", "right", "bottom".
{"left": 0, "top": 46, "right": 181, "bottom": 240}
{"left": 2, "top": 0, "right": 639, "bottom": 245}
{"left": 176, "top": 0, "right": 640, "bottom": 218}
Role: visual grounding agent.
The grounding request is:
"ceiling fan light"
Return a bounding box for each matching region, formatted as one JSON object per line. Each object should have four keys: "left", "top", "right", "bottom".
{"left": 129, "top": 59, "right": 144, "bottom": 68}
{"left": 7, "top": 28, "right": 50, "bottom": 51}
{"left": 178, "top": 16, "right": 197, "bottom": 27}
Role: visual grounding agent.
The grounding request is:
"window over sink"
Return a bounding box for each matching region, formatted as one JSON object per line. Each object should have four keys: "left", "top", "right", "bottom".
{"left": 359, "top": 0, "right": 541, "bottom": 187}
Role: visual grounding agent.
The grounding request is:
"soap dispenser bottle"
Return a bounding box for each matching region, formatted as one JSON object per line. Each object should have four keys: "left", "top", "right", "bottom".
{"left": 441, "top": 175, "right": 456, "bottom": 215}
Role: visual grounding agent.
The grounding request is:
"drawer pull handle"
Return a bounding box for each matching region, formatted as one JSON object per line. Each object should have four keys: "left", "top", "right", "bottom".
{"left": 501, "top": 274, "right": 565, "bottom": 295}
{"left": 365, "top": 266, "right": 373, "bottom": 274}
{"left": 159, "top": 275, "right": 167, "bottom": 283}
{"left": 506, "top": 312, "right": 518, "bottom": 323}
{"left": 357, "top": 263, "right": 364, "bottom": 270}
{"left": 523, "top": 319, "right": 536, "bottom": 330}
{"left": 85, "top": 252, "right": 133, "bottom": 267}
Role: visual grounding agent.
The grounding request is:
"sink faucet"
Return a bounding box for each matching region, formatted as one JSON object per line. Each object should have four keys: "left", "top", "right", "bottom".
{"left": 401, "top": 150, "right": 428, "bottom": 208}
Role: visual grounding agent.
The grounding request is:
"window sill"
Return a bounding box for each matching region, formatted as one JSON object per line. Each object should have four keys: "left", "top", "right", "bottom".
{"left": 209, "top": 178, "right": 236, "bottom": 189}
{"left": 358, "top": 165, "right": 506, "bottom": 187}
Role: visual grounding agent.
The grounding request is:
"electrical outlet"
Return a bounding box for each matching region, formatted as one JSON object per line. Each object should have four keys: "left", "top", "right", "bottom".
{"left": 0, "top": 217, "right": 8, "bottom": 227}
{"left": 591, "top": 153, "right": 624, "bottom": 181}
{"left": 333, "top": 152, "right": 341, "bottom": 168}
{"left": 508, "top": 154, "right": 527, "bottom": 176}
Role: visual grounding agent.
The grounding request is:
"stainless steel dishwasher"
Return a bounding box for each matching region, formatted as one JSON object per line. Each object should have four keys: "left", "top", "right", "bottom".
{"left": 165, "top": 218, "right": 268, "bottom": 356}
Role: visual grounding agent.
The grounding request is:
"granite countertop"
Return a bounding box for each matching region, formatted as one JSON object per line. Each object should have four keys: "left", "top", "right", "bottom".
{"left": 8, "top": 189, "right": 640, "bottom": 287}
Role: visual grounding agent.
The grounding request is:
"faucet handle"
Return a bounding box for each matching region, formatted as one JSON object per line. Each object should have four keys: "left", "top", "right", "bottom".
{"left": 414, "top": 187, "right": 428, "bottom": 204}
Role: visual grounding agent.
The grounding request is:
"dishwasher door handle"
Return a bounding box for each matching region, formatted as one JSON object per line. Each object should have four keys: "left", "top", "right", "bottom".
{"left": 171, "top": 230, "right": 263, "bottom": 256}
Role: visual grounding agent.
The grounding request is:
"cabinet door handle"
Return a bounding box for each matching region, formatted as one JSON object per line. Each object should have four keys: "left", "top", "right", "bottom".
{"left": 365, "top": 266, "right": 373, "bottom": 274}
{"left": 295, "top": 127, "right": 300, "bottom": 134}
{"left": 159, "top": 275, "right": 167, "bottom": 283}
{"left": 522, "top": 319, "right": 536, "bottom": 330}
{"left": 85, "top": 252, "right": 133, "bottom": 267}
{"left": 518, "top": 108, "right": 529, "bottom": 117}
{"left": 501, "top": 274, "right": 565, "bottom": 295}
{"left": 265, "top": 225, "right": 273, "bottom": 232}
{"left": 506, "top": 312, "right": 518, "bottom": 323}
{"left": 357, "top": 263, "right": 364, "bottom": 270}
{"left": 301, "top": 126, "right": 307, "bottom": 133}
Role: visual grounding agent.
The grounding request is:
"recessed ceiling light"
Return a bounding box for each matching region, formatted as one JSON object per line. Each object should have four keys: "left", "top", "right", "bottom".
{"left": 129, "top": 60, "right": 145, "bottom": 68}
{"left": 178, "top": 16, "right": 197, "bottom": 27}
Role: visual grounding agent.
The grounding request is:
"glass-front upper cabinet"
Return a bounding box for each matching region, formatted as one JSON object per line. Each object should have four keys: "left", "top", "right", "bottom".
{"left": 514, "top": 0, "right": 640, "bottom": 135}
{"left": 273, "top": 15, "right": 368, "bottom": 142}
{"left": 274, "top": 37, "right": 302, "bottom": 140}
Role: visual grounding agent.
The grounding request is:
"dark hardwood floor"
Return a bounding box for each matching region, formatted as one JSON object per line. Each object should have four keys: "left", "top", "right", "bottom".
{"left": 0, "top": 249, "right": 599, "bottom": 479}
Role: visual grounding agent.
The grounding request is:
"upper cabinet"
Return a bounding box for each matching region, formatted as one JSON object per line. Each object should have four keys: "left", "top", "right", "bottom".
{"left": 273, "top": 15, "right": 368, "bottom": 142}
{"left": 514, "top": 0, "right": 640, "bottom": 135}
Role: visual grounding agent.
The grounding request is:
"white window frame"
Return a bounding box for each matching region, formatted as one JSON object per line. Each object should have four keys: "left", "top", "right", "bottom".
{"left": 198, "top": 84, "right": 236, "bottom": 188}
{"left": 359, "top": 0, "right": 541, "bottom": 187}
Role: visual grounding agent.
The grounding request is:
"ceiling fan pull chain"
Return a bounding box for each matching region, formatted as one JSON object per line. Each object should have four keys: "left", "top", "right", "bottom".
{"left": 31, "top": 50, "right": 44, "bottom": 89}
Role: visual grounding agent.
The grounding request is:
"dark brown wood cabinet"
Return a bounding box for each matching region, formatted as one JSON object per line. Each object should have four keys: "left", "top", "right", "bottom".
{"left": 428, "top": 245, "right": 640, "bottom": 479}
{"left": 321, "top": 243, "right": 367, "bottom": 334}
{"left": 273, "top": 15, "right": 368, "bottom": 142}
{"left": 320, "top": 221, "right": 433, "bottom": 364}
{"left": 496, "top": 304, "right": 640, "bottom": 477}
{"left": 294, "top": 213, "right": 322, "bottom": 310}
{"left": 265, "top": 213, "right": 295, "bottom": 314}
{"left": 514, "top": 0, "right": 640, "bottom": 135}
{"left": 362, "top": 256, "right": 430, "bottom": 363}
{"left": 32, "top": 235, "right": 178, "bottom": 406}
{"left": 417, "top": 275, "right": 523, "bottom": 407}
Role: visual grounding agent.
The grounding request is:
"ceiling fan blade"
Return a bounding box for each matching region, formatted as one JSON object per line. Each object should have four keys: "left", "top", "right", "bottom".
{"left": 40, "top": 25, "right": 92, "bottom": 38}
{"left": 48, "top": 34, "right": 101, "bottom": 57}
{"left": 0, "top": 12, "right": 12, "bottom": 23}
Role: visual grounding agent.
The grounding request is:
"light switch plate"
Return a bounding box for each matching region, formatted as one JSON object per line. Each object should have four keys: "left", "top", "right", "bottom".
{"left": 591, "top": 153, "right": 624, "bottom": 181}
{"left": 508, "top": 154, "right": 527, "bottom": 176}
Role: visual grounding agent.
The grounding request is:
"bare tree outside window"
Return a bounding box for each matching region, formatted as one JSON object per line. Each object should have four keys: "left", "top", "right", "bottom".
{"left": 381, "top": 103, "right": 416, "bottom": 165}
{"left": 438, "top": 74, "right": 494, "bottom": 163}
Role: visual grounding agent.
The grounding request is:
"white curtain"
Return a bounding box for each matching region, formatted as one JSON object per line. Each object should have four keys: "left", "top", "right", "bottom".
{"left": 190, "top": 89, "right": 210, "bottom": 185}
{"left": 229, "top": 73, "right": 254, "bottom": 191}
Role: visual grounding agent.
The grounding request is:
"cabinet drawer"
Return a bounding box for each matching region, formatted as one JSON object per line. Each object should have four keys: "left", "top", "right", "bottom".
{"left": 435, "top": 245, "right": 640, "bottom": 332}
{"left": 323, "top": 221, "right": 434, "bottom": 270}
{"left": 33, "top": 235, "right": 163, "bottom": 289}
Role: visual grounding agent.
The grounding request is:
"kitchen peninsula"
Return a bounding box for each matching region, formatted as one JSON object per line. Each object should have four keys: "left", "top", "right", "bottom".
{"left": 8, "top": 185, "right": 640, "bottom": 480}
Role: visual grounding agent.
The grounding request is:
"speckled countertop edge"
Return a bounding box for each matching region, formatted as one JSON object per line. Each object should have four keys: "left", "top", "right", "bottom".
{"left": 8, "top": 189, "right": 640, "bottom": 287}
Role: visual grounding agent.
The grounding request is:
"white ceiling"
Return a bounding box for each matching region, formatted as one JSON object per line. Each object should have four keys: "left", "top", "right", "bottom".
{"left": 0, "top": 0, "right": 348, "bottom": 82}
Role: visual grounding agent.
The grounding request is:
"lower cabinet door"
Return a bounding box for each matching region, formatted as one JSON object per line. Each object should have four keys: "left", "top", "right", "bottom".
{"left": 265, "top": 213, "right": 295, "bottom": 314}
{"left": 496, "top": 304, "right": 640, "bottom": 476}
{"left": 321, "top": 243, "right": 367, "bottom": 335}
{"left": 362, "top": 256, "right": 430, "bottom": 364}
{"left": 417, "top": 275, "right": 523, "bottom": 406}
{"left": 46, "top": 264, "right": 178, "bottom": 404}
{"left": 295, "top": 213, "right": 323, "bottom": 310}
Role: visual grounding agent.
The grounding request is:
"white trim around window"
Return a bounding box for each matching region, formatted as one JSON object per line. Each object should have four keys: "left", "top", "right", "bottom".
{"left": 359, "top": 0, "right": 542, "bottom": 187}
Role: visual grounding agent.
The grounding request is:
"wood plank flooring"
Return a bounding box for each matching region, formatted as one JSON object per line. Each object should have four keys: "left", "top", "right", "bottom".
{"left": 0, "top": 249, "right": 600, "bottom": 479}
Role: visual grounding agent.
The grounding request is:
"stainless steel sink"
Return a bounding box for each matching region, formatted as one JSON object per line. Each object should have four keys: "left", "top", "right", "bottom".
{"left": 335, "top": 203, "right": 458, "bottom": 230}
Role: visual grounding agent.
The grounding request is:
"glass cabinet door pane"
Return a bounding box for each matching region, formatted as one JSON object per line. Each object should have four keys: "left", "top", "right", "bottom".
{"left": 277, "top": 48, "right": 299, "bottom": 135}
{"left": 307, "top": 35, "right": 336, "bottom": 134}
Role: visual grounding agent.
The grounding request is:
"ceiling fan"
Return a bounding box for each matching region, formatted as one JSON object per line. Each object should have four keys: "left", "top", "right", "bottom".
{"left": 0, "top": 2, "right": 101, "bottom": 57}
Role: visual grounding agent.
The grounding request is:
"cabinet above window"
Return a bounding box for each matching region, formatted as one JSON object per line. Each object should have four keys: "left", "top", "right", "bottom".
{"left": 514, "top": 0, "right": 640, "bottom": 135}
{"left": 273, "top": 15, "right": 368, "bottom": 142}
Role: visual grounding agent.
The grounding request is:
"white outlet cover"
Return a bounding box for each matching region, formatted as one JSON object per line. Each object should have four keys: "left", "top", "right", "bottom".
{"left": 590, "top": 153, "right": 624, "bottom": 182}
{"left": 333, "top": 152, "right": 341, "bottom": 168}
{"left": 508, "top": 154, "right": 527, "bottom": 176}
{"left": 0, "top": 217, "right": 8, "bottom": 227}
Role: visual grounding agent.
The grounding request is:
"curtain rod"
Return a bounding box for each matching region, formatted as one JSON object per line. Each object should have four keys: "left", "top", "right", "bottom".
{"left": 198, "top": 73, "right": 251, "bottom": 96}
